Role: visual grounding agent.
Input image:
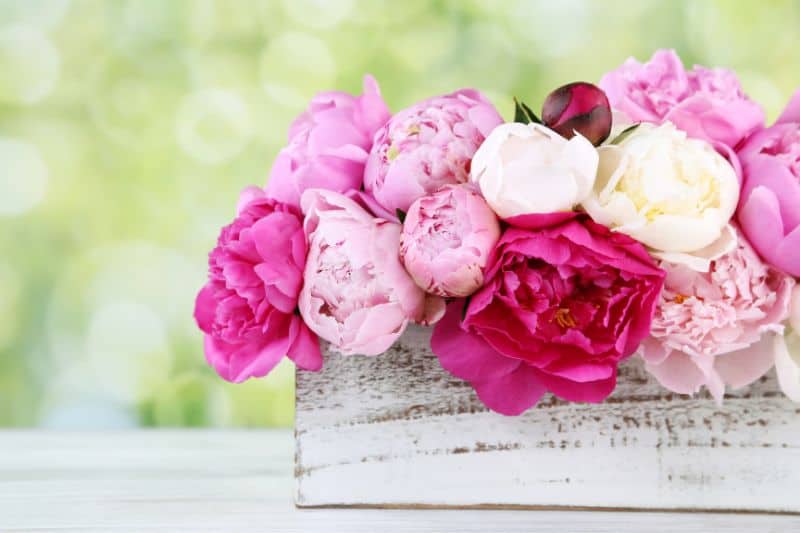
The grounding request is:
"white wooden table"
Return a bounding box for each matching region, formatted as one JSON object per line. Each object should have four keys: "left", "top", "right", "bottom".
{"left": 0, "top": 431, "right": 796, "bottom": 532}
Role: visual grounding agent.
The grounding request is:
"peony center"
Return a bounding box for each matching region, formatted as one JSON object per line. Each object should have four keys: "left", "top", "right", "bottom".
{"left": 314, "top": 243, "right": 390, "bottom": 323}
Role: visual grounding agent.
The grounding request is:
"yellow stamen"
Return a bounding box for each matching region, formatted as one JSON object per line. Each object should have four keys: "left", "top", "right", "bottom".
{"left": 554, "top": 308, "right": 577, "bottom": 329}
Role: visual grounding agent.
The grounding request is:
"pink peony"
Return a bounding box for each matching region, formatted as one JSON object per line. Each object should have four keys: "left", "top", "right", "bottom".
{"left": 599, "top": 49, "right": 764, "bottom": 150}
{"left": 737, "top": 90, "right": 800, "bottom": 276}
{"left": 640, "top": 230, "right": 794, "bottom": 403}
{"left": 299, "top": 189, "right": 444, "bottom": 356}
{"left": 194, "top": 187, "right": 321, "bottom": 382}
{"left": 399, "top": 185, "right": 500, "bottom": 298}
{"left": 364, "top": 89, "right": 504, "bottom": 214}
{"left": 266, "top": 75, "right": 391, "bottom": 209}
{"left": 431, "top": 216, "right": 665, "bottom": 415}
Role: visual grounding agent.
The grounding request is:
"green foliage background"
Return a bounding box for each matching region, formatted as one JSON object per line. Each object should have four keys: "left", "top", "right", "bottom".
{"left": 1, "top": 0, "right": 799, "bottom": 427}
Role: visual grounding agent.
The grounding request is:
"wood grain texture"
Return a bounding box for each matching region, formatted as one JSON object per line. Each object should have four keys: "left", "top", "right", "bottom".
{"left": 295, "top": 325, "right": 800, "bottom": 512}
{"left": 6, "top": 431, "right": 800, "bottom": 532}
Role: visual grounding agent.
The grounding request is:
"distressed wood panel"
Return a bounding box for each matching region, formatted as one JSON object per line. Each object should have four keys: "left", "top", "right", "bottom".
{"left": 295, "top": 325, "right": 800, "bottom": 512}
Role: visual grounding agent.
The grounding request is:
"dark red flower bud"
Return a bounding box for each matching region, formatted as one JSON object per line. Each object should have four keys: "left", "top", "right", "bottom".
{"left": 542, "top": 82, "right": 612, "bottom": 146}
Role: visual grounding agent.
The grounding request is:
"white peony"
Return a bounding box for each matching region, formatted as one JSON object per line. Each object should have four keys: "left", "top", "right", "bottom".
{"left": 582, "top": 122, "right": 739, "bottom": 260}
{"left": 470, "top": 122, "right": 599, "bottom": 219}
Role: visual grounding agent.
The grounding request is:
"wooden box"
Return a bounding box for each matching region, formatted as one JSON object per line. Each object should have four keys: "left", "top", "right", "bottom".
{"left": 295, "top": 325, "right": 800, "bottom": 512}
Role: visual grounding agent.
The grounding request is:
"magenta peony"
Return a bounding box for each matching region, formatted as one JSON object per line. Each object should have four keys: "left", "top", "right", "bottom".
{"left": 737, "top": 90, "right": 800, "bottom": 276}
{"left": 431, "top": 216, "right": 665, "bottom": 415}
{"left": 266, "top": 75, "right": 391, "bottom": 209}
{"left": 599, "top": 49, "right": 764, "bottom": 150}
{"left": 364, "top": 89, "right": 504, "bottom": 214}
{"left": 399, "top": 185, "right": 500, "bottom": 298}
{"left": 194, "top": 187, "right": 321, "bottom": 382}
{"left": 299, "top": 189, "right": 444, "bottom": 356}
{"left": 541, "top": 82, "right": 612, "bottom": 146}
{"left": 640, "top": 230, "right": 794, "bottom": 403}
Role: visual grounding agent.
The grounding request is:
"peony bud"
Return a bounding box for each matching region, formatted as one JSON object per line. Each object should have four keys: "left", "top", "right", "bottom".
{"left": 542, "top": 82, "right": 612, "bottom": 146}
{"left": 400, "top": 185, "right": 500, "bottom": 298}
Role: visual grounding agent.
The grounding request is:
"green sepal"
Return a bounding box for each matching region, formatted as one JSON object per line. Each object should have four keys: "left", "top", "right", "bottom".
{"left": 609, "top": 123, "right": 641, "bottom": 145}
{"left": 513, "top": 97, "right": 543, "bottom": 125}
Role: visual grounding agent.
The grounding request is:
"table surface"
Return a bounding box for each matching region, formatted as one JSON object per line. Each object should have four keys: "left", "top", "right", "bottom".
{"left": 0, "top": 430, "right": 797, "bottom": 532}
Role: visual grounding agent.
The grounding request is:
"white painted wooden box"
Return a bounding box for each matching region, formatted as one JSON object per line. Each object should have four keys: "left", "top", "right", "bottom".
{"left": 295, "top": 325, "right": 800, "bottom": 512}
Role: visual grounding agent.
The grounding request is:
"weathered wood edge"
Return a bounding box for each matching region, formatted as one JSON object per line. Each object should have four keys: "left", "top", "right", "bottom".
{"left": 293, "top": 502, "right": 799, "bottom": 515}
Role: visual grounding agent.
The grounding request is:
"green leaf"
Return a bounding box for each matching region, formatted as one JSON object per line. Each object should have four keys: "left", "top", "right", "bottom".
{"left": 396, "top": 209, "right": 406, "bottom": 223}
{"left": 513, "top": 97, "right": 542, "bottom": 125}
{"left": 609, "top": 123, "right": 641, "bottom": 145}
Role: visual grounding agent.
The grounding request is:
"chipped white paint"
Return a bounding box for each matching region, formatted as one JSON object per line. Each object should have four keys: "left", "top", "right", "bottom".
{"left": 295, "top": 325, "right": 800, "bottom": 512}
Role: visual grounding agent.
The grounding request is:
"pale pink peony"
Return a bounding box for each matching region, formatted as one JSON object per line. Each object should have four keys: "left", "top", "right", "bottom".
{"left": 194, "top": 187, "right": 321, "bottom": 382}
{"left": 364, "top": 89, "right": 504, "bottom": 214}
{"left": 737, "top": 90, "right": 800, "bottom": 276}
{"left": 599, "top": 49, "right": 764, "bottom": 150}
{"left": 641, "top": 230, "right": 794, "bottom": 403}
{"left": 266, "top": 75, "right": 391, "bottom": 208}
{"left": 299, "top": 189, "right": 444, "bottom": 356}
{"left": 400, "top": 185, "right": 500, "bottom": 298}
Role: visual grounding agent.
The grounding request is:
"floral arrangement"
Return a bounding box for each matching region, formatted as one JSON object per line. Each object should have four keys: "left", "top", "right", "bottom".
{"left": 195, "top": 49, "right": 800, "bottom": 415}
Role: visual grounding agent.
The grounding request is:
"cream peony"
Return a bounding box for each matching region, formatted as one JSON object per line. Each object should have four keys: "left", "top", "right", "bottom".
{"left": 583, "top": 122, "right": 739, "bottom": 263}
{"left": 775, "top": 285, "right": 800, "bottom": 402}
{"left": 470, "top": 122, "right": 599, "bottom": 220}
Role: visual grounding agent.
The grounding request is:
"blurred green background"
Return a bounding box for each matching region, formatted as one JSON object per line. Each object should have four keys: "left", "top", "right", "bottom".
{"left": 1, "top": 0, "right": 799, "bottom": 428}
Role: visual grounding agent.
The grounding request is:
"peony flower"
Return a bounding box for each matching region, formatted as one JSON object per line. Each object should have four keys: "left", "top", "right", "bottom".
{"left": 399, "top": 185, "right": 500, "bottom": 298}
{"left": 599, "top": 49, "right": 764, "bottom": 150}
{"left": 583, "top": 122, "right": 740, "bottom": 267}
{"left": 364, "top": 89, "right": 504, "bottom": 214}
{"left": 640, "top": 231, "right": 794, "bottom": 403}
{"left": 266, "top": 75, "right": 391, "bottom": 208}
{"left": 542, "top": 82, "right": 612, "bottom": 146}
{"left": 194, "top": 186, "right": 321, "bottom": 382}
{"left": 737, "top": 90, "right": 800, "bottom": 276}
{"left": 299, "top": 189, "right": 444, "bottom": 356}
{"left": 431, "top": 217, "right": 665, "bottom": 415}
{"left": 775, "top": 285, "right": 800, "bottom": 402}
{"left": 470, "top": 122, "right": 599, "bottom": 220}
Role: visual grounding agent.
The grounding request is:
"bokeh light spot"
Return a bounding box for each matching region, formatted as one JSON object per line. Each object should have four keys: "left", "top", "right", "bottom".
{"left": 282, "top": 0, "right": 354, "bottom": 29}
{"left": 0, "top": 138, "right": 48, "bottom": 216}
{"left": 260, "top": 32, "right": 336, "bottom": 109}
{"left": 0, "top": 25, "right": 60, "bottom": 104}
{"left": 176, "top": 88, "right": 253, "bottom": 164}
{"left": 88, "top": 52, "right": 189, "bottom": 147}
{"left": 86, "top": 300, "right": 171, "bottom": 404}
{"left": 0, "top": 0, "right": 72, "bottom": 30}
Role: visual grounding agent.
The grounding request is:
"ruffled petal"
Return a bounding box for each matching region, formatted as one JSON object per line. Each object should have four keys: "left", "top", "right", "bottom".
{"left": 473, "top": 364, "right": 547, "bottom": 416}
{"left": 431, "top": 302, "right": 521, "bottom": 382}
{"left": 287, "top": 318, "right": 323, "bottom": 371}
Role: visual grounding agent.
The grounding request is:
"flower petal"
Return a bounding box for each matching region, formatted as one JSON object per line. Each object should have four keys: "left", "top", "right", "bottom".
{"left": 472, "top": 364, "right": 547, "bottom": 416}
